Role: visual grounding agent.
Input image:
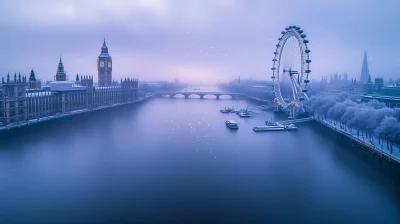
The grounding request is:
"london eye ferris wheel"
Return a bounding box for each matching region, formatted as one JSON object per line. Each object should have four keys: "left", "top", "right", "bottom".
{"left": 271, "top": 25, "right": 311, "bottom": 118}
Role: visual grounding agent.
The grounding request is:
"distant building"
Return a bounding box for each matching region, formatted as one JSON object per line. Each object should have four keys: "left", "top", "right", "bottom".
{"left": 75, "top": 74, "right": 80, "bottom": 85}
{"left": 380, "top": 86, "right": 400, "bottom": 97}
{"left": 359, "top": 51, "right": 370, "bottom": 83}
{"left": 374, "top": 77, "right": 384, "bottom": 92}
{"left": 55, "top": 57, "right": 67, "bottom": 81}
{"left": 28, "top": 69, "right": 37, "bottom": 89}
{"left": 98, "top": 39, "right": 112, "bottom": 87}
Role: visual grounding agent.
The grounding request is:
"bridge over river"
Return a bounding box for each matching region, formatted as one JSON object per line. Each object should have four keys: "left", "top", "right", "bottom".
{"left": 156, "top": 91, "right": 245, "bottom": 99}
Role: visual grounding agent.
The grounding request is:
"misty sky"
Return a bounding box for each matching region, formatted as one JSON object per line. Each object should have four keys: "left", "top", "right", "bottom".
{"left": 1, "top": 0, "right": 399, "bottom": 83}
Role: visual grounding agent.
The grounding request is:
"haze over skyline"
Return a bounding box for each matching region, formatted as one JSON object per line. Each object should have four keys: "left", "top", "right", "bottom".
{"left": 1, "top": 0, "right": 399, "bottom": 83}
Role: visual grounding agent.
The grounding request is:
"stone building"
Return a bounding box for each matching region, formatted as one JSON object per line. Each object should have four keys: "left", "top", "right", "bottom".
{"left": 98, "top": 39, "right": 112, "bottom": 87}
{"left": 55, "top": 57, "right": 67, "bottom": 81}
{"left": 28, "top": 69, "right": 37, "bottom": 89}
{"left": 0, "top": 42, "right": 138, "bottom": 125}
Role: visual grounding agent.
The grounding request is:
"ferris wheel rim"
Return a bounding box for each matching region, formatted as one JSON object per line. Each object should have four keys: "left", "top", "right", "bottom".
{"left": 271, "top": 25, "right": 311, "bottom": 109}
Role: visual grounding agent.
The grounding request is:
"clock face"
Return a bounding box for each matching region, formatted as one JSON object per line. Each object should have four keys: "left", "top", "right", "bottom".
{"left": 100, "top": 61, "right": 104, "bottom": 67}
{"left": 108, "top": 62, "right": 112, "bottom": 68}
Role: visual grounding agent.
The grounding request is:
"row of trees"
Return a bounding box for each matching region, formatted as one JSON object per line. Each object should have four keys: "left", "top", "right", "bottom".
{"left": 306, "top": 93, "right": 400, "bottom": 152}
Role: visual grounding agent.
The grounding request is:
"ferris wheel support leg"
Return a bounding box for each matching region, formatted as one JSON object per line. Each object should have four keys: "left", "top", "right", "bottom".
{"left": 289, "top": 76, "right": 297, "bottom": 99}
{"left": 288, "top": 107, "right": 296, "bottom": 119}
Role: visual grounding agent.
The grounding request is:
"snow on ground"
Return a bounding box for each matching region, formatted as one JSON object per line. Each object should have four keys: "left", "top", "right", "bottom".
{"left": 316, "top": 117, "right": 400, "bottom": 161}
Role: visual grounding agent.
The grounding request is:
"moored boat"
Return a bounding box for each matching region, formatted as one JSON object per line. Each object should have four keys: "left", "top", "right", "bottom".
{"left": 220, "top": 106, "right": 235, "bottom": 113}
{"left": 238, "top": 112, "right": 251, "bottom": 118}
{"left": 284, "top": 124, "right": 297, "bottom": 131}
{"left": 225, "top": 120, "right": 239, "bottom": 129}
{"left": 253, "top": 125, "right": 285, "bottom": 132}
{"left": 253, "top": 123, "right": 297, "bottom": 132}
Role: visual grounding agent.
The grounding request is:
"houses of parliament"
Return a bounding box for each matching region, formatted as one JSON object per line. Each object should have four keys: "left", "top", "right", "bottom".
{"left": 0, "top": 40, "right": 138, "bottom": 124}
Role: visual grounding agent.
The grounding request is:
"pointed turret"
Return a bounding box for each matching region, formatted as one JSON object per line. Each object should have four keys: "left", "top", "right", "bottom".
{"left": 55, "top": 57, "right": 67, "bottom": 81}
{"left": 29, "top": 69, "right": 36, "bottom": 81}
{"left": 360, "top": 51, "right": 370, "bottom": 83}
{"left": 76, "top": 74, "right": 79, "bottom": 81}
{"left": 101, "top": 38, "right": 108, "bottom": 54}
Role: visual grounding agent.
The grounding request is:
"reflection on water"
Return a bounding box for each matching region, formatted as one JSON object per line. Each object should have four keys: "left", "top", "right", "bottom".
{"left": 0, "top": 94, "right": 399, "bottom": 223}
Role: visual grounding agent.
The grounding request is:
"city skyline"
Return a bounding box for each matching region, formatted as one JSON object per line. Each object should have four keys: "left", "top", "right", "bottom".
{"left": 1, "top": 0, "right": 399, "bottom": 83}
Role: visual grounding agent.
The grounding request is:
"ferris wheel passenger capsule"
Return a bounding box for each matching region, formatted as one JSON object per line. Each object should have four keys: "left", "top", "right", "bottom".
{"left": 305, "top": 49, "right": 311, "bottom": 53}
{"left": 272, "top": 59, "right": 277, "bottom": 62}
{"left": 274, "top": 52, "right": 278, "bottom": 55}
{"left": 271, "top": 67, "right": 276, "bottom": 70}
{"left": 306, "top": 59, "right": 312, "bottom": 63}
{"left": 302, "top": 89, "right": 308, "bottom": 92}
{"left": 295, "top": 27, "right": 300, "bottom": 30}
{"left": 303, "top": 40, "right": 309, "bottom": 44}
{"left": 301, "top": 34, "right": 307, "bottom": 38}
{"left": 298, "top": 30, "right": 304, "bottom": 34}
{"left": 299, "top": 97, "right": 305, "bottom": 101}
{"left": 305, "top": 69, "right": 311, "bottom": 73}
{"left": 281, "top": 31, "right": 286, "bottom": 35}
{"left": 304, "top": 79, "right": 310, "bottom": 83}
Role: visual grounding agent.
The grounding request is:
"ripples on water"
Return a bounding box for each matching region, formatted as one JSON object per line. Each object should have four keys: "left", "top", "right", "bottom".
{"left": 0, "top": 94, "right": 399, "bottom": 223}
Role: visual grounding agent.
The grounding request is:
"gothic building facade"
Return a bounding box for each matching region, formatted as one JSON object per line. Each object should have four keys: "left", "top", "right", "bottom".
{"left": 0, "top": 41, "right": 138, "bottom": 125}
{"left": 98, "top": 39, "right": 112, "bottom": 87}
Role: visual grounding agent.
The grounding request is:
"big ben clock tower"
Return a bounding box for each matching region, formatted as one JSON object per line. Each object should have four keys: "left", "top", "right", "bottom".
{"left": 97, "top": 39, "right": 112, "bottom": 86}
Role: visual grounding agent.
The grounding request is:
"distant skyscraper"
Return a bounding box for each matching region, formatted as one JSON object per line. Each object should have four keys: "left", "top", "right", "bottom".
{"left": 55, "top": 57, "right": 67, "bottom": 81}
{"left": 360, "top": 51, "right": 370, "bottom": 83}
{"left": 97, "top": 39, "right": 112, "bottom": 87}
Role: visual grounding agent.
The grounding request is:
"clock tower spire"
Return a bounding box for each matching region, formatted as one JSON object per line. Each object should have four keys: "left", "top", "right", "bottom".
{"left": 98, "top": 39, "right": 112, "bottom": 87}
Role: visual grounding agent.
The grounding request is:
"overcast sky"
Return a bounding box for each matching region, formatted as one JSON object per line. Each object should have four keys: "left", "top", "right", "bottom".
{"left": 1, "top": 0, "right": 399, "bottom": 83}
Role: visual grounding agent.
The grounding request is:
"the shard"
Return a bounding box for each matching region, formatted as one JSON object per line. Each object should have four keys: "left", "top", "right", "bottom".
{"left": 359, "top": 51, "right": 370, "bottom": 83}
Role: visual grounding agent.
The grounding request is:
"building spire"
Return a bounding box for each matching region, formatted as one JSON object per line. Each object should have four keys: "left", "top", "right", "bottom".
{"left": 29, "top": 69, "right": 36, "bottom": 81}
{"left": 102, "top": 38, "right": 107, "bottom": 48}
{"left": 360, "top": 50, "right": 370, "bottom": 83}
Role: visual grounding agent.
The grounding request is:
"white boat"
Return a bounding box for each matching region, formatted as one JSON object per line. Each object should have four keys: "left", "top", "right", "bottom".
{"left": 284, "top": 124, "right": 297, "bottom": 131}
{"left": 238, "top": 112, "right": 251, "bottom": 118}
{"left": 225, "top": 120, "right": 239, "bottom": 129}
{"left": 220, "top": 107, "right": 235, "bottom": 113}
{"left": 253, "top": 124, "right": 297, "bottom": 132}
{"left": 265, "top": 121, "right": 280, "bottom": 126}
{"left": 253, "top": 125, "right": 285, "bottom": 132}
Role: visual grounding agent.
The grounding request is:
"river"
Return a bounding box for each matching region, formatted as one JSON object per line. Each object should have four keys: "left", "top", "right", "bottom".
{"left": 0, "top": 88, "right": 399, "bottom": 223}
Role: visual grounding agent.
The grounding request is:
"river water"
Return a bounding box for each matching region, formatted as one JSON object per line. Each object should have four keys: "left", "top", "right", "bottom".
{"left": 0, "top": 89, "right": 399, "bottom": 223}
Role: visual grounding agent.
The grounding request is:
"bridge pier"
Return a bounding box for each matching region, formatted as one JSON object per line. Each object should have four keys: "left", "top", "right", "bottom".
{"left": 169, "top": 95, "right": 174, "bottom": 99}
{"left": 184, "top": 94, "right": 189, "bottom": 99}
{"left": 216, "top": 95, "right": 220, "bottom": 100}
{"left": 200, "top": 94, "right": 204, "bottom": 99}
